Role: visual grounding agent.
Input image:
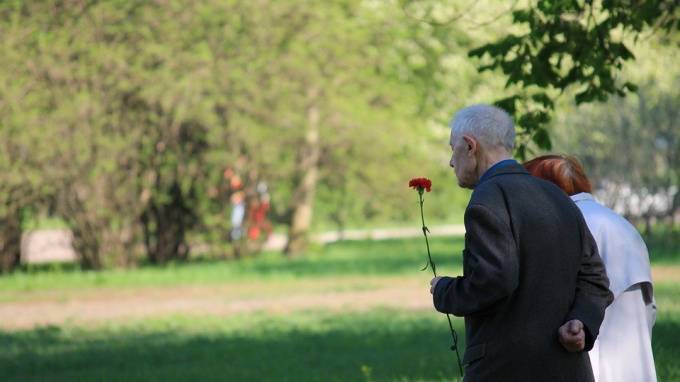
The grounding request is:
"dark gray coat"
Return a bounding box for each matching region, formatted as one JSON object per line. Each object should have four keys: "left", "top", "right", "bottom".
{"left": 433, "top": 162, "right": 613, "bottom": 381}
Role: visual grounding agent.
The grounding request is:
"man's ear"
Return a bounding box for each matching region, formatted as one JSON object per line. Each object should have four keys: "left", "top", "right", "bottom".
{"left": 462, "top": 135, "right": 478, "bottom": 156}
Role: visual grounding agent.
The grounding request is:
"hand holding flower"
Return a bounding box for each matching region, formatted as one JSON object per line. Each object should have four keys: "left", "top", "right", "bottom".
{"left": 408, "top": 177, "right": 462, "bottom": 377}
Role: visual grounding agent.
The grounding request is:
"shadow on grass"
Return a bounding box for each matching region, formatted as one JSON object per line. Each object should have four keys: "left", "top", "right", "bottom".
{"left": 0, "top": 311, "right": 464, "bottom": 382}
{"left": 1, "top": 310, "right": 678, "bottom": 382}
{"left": 653, "top": 319, "right": 680, "bottom": 381}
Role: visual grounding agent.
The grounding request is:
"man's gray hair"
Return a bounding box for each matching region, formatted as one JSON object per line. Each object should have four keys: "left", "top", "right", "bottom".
{"left": 450, "top": 104, "right": 516, "bottom": 152}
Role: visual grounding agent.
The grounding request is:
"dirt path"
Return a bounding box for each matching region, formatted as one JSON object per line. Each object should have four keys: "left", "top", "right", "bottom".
{"left": 2, "top": 266, "right": 676, "bottom": 331}
{"left": 0, "top": 277, "right": 434, "bottom": 330}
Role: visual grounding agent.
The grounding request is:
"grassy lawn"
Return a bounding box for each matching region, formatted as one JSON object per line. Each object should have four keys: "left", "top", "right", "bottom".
{"left": 0, "top": 310, "right": 465, "bottom": 382}
{"left": 0, "top": 236, "right": 678, "bottom": 381}
{"left": 0, "top": 237, "right": 465, "bottom": 295}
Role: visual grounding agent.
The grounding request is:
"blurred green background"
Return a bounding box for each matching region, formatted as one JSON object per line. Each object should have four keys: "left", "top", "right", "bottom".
{"left": 0, "top": 0, "right": 677, "bottom": 381}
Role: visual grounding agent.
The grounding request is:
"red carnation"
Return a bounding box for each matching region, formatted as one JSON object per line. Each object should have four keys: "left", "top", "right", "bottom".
{"left": 408, "top": 175, "right": 463, "bottom": 376}
{"left": 408, "top": 177, "right": 432, "bottom": 193}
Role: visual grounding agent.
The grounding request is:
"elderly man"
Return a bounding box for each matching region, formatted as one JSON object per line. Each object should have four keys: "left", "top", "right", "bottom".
{"left": 430, "top": 104, "right": 613, "bottom": 381}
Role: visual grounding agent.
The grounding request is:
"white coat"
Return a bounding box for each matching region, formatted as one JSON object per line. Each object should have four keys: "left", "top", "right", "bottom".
{"left": 571, "top": 192, "right": 657, "bottom": 382}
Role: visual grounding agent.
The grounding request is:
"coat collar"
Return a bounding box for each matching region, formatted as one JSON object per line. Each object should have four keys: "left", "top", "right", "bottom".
{"left": 476, "top": 160, "right": 529, "bottom": 186}
{"left": 570, "top": 192, "right": 595, "bottom": 203}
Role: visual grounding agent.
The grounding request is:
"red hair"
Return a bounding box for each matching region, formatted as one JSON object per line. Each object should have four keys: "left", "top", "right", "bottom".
{"left": 523, "top": 155, "right": 592, "bottom": 196}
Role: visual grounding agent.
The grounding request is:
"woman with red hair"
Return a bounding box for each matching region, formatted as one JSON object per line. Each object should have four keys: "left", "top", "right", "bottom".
{"left": 524, "top": 155, "right": 657, "bottom": 382}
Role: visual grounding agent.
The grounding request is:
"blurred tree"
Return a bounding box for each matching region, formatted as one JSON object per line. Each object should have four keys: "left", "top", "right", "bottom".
{"left": 551, "top": 37, "right": 679, "bottom": 234}
{"left": 0, "top": 1, "right": 61, "bottom": 272}
{"left": 217, "top": 0, "right": 475, "bottom": 255}
{"left": 0, "top": 0, "right": 519, "bottom": 268}
{"left": 12, "top": 0, "right": 150, "bottom": 269}
{"left": 468, "top": 0, "right": 679, "bottom": 157}
{"left": 405, "top": 0, "right": 679, "bottom": 157}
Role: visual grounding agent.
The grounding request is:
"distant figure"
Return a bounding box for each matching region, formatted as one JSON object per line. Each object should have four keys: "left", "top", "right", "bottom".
{"left": 430, "top": 104, "right": 613, "bottom": 381}
{"left": 247, "top": 181, "right": 272, "bottom": 241}
{"left": 230, "top": 191, "right": 246, "bottom": 241}
{"left": 524, "top": 155, "right": 657, "bottom": 382}
{"left": 224, "top": 167, "right": 246, "bottom": 241}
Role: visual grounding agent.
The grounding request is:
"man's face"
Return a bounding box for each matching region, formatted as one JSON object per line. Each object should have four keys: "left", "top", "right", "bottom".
{"left": 449, "top": 131, "right": 477, "bottom": 189}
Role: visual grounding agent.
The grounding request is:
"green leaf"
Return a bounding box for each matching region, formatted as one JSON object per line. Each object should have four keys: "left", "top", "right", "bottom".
{"left": 531, "top": 127, "right": 552, "bottom": 150}
{"left": 623, "top": 82, "right": 638, "bottom": 92}
{"left": 531, "top": 93, "right": 554, "bottom": 109}
{"left": 493, "top": 96, "right": 521, "bottom": 115}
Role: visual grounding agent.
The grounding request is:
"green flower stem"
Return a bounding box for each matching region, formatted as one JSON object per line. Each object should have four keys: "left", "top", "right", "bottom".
{"left": 419, "top": 190, "right": 437, "bottom": 276}
{"left": 417, "top": 188, "right": 463, "bottom": 378}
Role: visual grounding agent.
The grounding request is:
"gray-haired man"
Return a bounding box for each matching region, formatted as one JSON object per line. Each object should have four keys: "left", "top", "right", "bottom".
{"left": 430, "top": 104, "right": 613, "bottom": 381}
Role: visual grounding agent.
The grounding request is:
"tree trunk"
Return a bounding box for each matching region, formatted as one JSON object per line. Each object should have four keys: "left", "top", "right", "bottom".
{"left": 61, "top": 192, "right": 104, "bottom": 271}
{"left": 0, "top": 209, "right": 23, "bottom": 273}
{"left": 643, "top": 213, "right": 653, "bottom": 239}
{"left": 331, "top": 181, "right": 348, "bottom": 241}
{"left": 71, "top": 223, "right": 103, "bottom": 270}
{"left": 141, "top": 182, "right": 191, "bottom": 264}
{"left": 285, "top": 89, "right": 321, "bottom": 256}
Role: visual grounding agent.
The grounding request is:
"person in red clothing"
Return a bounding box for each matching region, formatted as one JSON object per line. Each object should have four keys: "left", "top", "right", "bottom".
{"left": 247, "top": 181, "right": 272, "bottom": 241}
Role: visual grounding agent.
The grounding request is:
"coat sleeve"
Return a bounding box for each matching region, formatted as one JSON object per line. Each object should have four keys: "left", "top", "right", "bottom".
{"left": 565, "top": 222, "right": 614, "bottom": 351}
{"left": 433, "top": 203, "right": 519, "bottom": 316}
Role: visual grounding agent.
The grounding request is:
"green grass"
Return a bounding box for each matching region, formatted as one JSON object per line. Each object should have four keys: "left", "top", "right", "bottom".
{"left": 1, "top": 303, "right": 679, "bottom": 381}
{"left": 21, "top": 215, "right": 70, "bottom": 231}
{"left": 0, "top": 236, "right": 678, "bottom": 381}
{"left": 653, "top": 282, "right": 680, "bottom": 381}
{"left": 645, "top": 225, "right": 680, "bottom": 263}
{"left": 0, "top": 310, "right": 464, "bottom": 382}
{"left": 0, "top": 237, "right": 465, "bottom": 293}
{"left": 6, "top": 227, "right": 673, "bottom": 293}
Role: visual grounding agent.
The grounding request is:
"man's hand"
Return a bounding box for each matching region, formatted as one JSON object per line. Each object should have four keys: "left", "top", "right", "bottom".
{"left": 558, "top": 319, "right": 586, "bottom": 352}
{"left": 430, "top": 276, "right": 443, "bottom": 294}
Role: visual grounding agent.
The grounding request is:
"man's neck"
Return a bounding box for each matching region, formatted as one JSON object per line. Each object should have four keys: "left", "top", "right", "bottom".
{"left": 476, "top": 150, "right": 513, "bottom": 180}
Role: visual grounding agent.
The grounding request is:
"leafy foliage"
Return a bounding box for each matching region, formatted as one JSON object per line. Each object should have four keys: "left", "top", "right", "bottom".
{"left": 0, "top": 0, "right": 480, "bottom": 269}
{"left": 468, "top": 0, "right": 679, "bottom": 157}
